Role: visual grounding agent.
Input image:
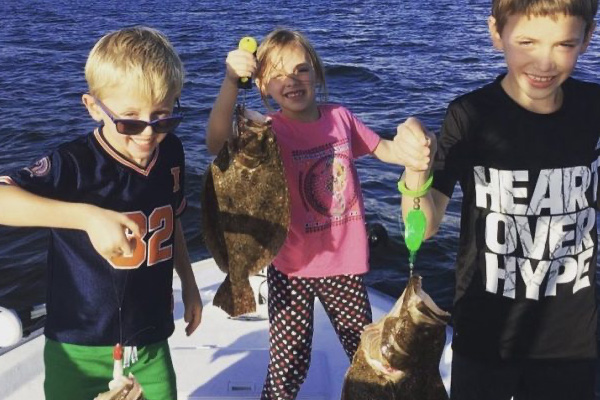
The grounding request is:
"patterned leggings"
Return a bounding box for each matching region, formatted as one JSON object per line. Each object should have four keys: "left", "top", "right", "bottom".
{"left": 261, "top": 265, "right": 373, "bottom": 400}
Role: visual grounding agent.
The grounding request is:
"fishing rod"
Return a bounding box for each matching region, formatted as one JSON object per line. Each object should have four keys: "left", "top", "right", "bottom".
{"left": 238, "top": 36, "right": 258, "bottom": 106}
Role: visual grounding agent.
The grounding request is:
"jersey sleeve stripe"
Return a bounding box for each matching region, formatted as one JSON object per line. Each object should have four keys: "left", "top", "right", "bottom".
{"left": 175, "top": 197, "right": 187, "bottom": 217}
{"left": 0, "top": 176, "right": 16, "bottom": 185}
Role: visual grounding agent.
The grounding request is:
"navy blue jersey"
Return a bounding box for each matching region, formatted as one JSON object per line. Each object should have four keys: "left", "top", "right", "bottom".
{"left": 0, "top": 128, "right": 186, "bottom": 346}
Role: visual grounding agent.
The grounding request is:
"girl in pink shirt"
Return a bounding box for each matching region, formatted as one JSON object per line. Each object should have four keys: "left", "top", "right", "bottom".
{"left": 206, "top": 28, "right": 407, "bottom": 400}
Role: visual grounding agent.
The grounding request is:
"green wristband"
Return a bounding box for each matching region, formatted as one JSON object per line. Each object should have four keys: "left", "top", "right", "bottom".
{"left": 398, "top": 174, "right": 433, "bottom": 198}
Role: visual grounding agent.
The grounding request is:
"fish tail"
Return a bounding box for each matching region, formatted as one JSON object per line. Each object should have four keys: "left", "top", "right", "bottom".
{"left": 213, "top": 275, "right": 256, "bottom": 317}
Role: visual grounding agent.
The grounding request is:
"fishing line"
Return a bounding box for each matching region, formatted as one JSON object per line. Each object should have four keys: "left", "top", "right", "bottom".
{"left": 108, "top": 266, "right": 129, "bottom": 347}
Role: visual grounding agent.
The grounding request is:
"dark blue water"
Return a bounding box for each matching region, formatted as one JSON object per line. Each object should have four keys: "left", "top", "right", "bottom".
{"left": 2, "top": 0, "right": 600, "bottom": 350}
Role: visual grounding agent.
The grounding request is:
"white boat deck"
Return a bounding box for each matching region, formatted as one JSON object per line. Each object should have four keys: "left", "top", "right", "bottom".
{"left": 0, "top": 258, "right": 452, "bottom": 399}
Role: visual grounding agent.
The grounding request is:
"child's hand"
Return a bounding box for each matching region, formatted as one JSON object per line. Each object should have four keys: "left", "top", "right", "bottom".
{"left": 83, "top": 205, "right": 142, "bottom": 262}
{"left": 225, "top": 49, "right": 257, "bottom": 84}
{"left": 182, "top": 282, "right": 203, "bottom": 336}
{"left": 394, "top": 117, "right": 437, "bottom": 173}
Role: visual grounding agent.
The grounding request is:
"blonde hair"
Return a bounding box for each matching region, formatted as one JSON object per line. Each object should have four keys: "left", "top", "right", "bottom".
{"left": 85, "top": 26, "right": 184, "bottom": 102}
{"left": 492, "top": 0, "right": 598, "bottom": 35}
{"left": 256, "top": 28, "right": 328, "bottom": 108}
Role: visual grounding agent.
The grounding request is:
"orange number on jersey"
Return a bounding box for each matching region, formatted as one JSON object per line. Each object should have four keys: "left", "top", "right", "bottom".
{"left": 109, "top": 212, "right": 148, "bottom": 270}
{"left": 148, "top": 205, "right": 174, "bottom": 266}
{"left": 108, "top": 206, "right": 174, "bottom": 269}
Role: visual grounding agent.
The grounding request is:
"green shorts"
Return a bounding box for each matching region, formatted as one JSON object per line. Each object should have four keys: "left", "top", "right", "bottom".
{"left": 44, "top": 338, "right": 177, "bottom": 400}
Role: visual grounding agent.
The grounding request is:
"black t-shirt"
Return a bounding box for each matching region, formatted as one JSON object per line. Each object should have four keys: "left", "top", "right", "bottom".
{"left": 433, "top": 75, "right": 600, "bottom": 360}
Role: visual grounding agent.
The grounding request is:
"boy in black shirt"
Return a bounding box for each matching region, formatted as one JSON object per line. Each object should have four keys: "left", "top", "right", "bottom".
{"left": 396, "top": 0, "right": 599, "bottom": 399}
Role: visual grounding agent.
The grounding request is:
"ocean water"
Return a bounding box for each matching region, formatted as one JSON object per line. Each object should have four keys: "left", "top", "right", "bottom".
{"left": 2, "top": 0, "right": 600, "bottom": 377}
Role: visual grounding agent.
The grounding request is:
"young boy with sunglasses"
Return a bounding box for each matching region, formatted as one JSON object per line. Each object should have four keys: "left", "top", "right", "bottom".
{"left": 396, "top": 0, "right": 599, "bottom": 399}
{"left": 0, "top": 26, "right": 202, "bottom": 400}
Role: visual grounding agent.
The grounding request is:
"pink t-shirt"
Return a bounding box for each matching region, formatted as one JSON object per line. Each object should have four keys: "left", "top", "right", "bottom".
{"left": 270, "top": 104, "right": 381, "bottom": 277}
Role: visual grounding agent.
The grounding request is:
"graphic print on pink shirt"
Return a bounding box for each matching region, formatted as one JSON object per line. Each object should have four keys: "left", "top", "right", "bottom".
{"left": 295, "top": 138, "right": 363, "bottom": 233}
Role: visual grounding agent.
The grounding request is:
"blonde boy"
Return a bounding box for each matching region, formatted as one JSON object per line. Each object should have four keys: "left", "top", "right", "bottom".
{"left": 0, "top": 26, "right": 202, "bottom": 400}
{"left": 396, "top": 0, "right": 599, "bottom": 399}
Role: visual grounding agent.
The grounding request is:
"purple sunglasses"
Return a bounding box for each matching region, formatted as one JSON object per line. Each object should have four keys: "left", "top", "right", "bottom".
{"left": 94, "top": 97, "right": 184, "bottom": 135}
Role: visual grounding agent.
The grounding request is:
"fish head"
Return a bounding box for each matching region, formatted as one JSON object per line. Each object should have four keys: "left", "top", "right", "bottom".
{"left": 233, "top": 105, "right": 275, "bottom": 168}
{"left": 360, "top": 321, "right": 407, "bottom": 383}
{"left": 380, "top": 274, "right": 450, "bottom": 371}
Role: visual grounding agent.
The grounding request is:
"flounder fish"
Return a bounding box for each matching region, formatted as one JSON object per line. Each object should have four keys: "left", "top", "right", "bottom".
{"left": 202, "top": 105, "right": 290, "bottom": 317}
{"left": 341, "top": 275, "right": 450, "bottom": 400}
{"left": 94, "top": 374, "right": 145, "bottom": 400}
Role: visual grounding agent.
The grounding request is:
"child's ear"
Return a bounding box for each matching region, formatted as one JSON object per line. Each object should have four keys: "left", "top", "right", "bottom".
{"left": 82, "top": 94, "right": 103, "bottom": 122}
{"left": 580, "top": 22, "right": 596, "bottom": 55}
{"left": 488, "top": 16, "right": 504, "bottom": 50}
{"left": 255, "top": 78, "right": 266, "bottom": 97}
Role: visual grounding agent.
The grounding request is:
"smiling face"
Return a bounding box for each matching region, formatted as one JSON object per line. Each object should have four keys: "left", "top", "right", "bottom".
{"left": 83, "top": 83, "right": 178, "bottom": 167}
{"left": 260, "top": 44, "right": 320, "bottom": 122}
{"left": 489, "top": 13, "right": 593, "bottom": 113}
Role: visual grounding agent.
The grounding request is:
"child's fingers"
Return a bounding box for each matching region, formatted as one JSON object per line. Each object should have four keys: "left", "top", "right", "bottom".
{"left": 403, "top": 153, "right": 431, "bottom": 172}
{"left": 395, "top": 119, "right": 433, "bottom": 170}
{"left": 120, "top": 214, "right": 142, "bottom": 239}
{"left": 110, "top": 238, "right": 134, "bottom": 259}
{"left": 226, "top": 50, "right": 257, "bottom": 78}
{"left": 228, "top": 48, "right": 256, "bottom": 60}
{"left": 185, "top": 305, "right": 202, "bottom": 336}
{"left": 402, "top": 117, "right": 431, "bottom": 145}
{"left": 394, "top": 131, "right": 429, "bottom": 157}
{"left": 109, "top": 214, "right": 140, "bottom": 258}
{"left": 96, "top": 236, "right": 130, "bottom": 261}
